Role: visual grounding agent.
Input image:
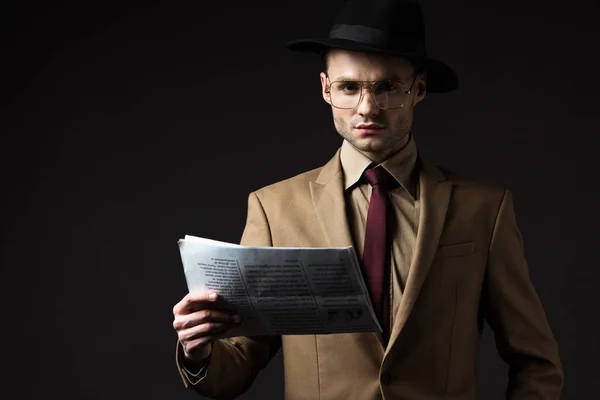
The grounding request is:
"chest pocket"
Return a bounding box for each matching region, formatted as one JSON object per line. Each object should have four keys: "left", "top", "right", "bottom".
{"left": 435, "top": 242, "right": 475, "bottom": 258}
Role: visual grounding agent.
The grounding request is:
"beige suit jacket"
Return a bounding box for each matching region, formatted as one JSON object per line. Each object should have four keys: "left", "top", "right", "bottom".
{"left": 177, "top": 149, "right": 563, "bottom": 399}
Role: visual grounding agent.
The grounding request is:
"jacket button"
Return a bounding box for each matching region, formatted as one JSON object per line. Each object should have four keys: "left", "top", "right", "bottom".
{"left": 380, "top": 372, "right": 392, "bottom": 384}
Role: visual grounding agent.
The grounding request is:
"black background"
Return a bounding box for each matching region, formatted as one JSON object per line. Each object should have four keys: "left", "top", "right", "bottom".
{"left": 2, "top": 1, "right": 599, "bottom": 399}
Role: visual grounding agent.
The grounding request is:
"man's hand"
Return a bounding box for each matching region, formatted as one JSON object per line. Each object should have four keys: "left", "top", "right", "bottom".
{"left": 173, "top": 291, "right": 242, "bottom": 365}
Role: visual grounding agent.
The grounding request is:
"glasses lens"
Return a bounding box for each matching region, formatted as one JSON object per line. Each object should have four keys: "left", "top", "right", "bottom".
{"left": 372, "top": 81, "right": 407, "bottom": 109}
{"left": 329, "top": 81, "right": 361, "bottom": 109}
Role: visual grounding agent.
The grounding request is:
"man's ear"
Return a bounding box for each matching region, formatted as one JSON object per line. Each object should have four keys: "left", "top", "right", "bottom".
{"left": 413, "top": 72, "right": 427, "bottom": 106}
{"left": 320, "top": 72, "right": 332, "bottom": 104}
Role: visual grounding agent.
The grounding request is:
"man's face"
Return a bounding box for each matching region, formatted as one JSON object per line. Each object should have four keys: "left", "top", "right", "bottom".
{"left": 320, "top": 49, "right": 426, "bottom": 162}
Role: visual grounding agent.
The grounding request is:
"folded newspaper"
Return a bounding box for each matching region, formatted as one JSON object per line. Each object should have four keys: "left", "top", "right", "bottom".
{"left": 178, "top": 235, "right": 381, "bottom": 337}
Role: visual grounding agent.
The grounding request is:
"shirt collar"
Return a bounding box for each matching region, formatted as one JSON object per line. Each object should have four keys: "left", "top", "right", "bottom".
{"left": 339, "top": 133, "right": 418, "bottom": 199}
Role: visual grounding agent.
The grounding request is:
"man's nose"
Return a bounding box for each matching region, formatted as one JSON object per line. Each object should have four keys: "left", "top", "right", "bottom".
{"left": 356, "top": 88, "right": 380, "bottom": 117}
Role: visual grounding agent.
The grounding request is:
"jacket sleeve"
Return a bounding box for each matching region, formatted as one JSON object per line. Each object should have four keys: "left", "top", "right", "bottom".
{"left": 175, "top": 191, "right": 282, "bottom": 399}
{"left": 482, "top": 189, "right": 564, "bottom": 399}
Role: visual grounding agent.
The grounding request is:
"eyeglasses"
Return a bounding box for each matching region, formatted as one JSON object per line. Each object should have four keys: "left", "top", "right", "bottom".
{"left": 325, "top": 75, "right": 417, "bottom": 110}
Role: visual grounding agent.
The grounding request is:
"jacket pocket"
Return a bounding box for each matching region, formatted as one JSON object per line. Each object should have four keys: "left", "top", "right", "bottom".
{"left": 436, "top": 242, "right": 475, "bottom": 258}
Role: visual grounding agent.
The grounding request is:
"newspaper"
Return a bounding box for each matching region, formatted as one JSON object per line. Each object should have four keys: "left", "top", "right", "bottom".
{"left": 177, "top": 235, "right": 381, "bottom": 337}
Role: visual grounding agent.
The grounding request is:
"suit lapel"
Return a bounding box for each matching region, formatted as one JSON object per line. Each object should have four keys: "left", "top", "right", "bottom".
{"left": 384, "top": 156, "right": 452, "bottom": 358}
{"left": 309, "top": 149, "right": 355, "bottom": 248}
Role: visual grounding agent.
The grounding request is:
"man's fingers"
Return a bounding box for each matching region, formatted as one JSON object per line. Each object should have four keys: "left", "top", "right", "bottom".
{"left": 172, "top": 290, "right": 219, "bottom": 316}
{"left": 173, "top": 309, "right": 241, "bottom": 331}
{"left": 179, "top": 321, "right": 231, "bottom": 343}
{"left": 176, "top": 311, "right": 242, "bottom": 362}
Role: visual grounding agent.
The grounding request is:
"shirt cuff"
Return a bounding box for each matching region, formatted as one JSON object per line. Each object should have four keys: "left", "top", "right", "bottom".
{"left": 180, "top": 362, "right": 209, "bottom": 385}
{"left": 177, "top": 342, "right": 212, "bottom": 386}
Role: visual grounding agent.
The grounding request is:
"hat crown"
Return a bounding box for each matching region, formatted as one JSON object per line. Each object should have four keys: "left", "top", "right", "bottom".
{"left": 329, "top": 0, "right": 426, "bottom": 54}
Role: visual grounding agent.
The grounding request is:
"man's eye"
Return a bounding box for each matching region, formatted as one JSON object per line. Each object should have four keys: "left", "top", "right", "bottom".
{"left": 375, "top": 82, "right": 399, "bottom": 92}
{"left": 340, "top": 84, "right": 360, "bottom": 91}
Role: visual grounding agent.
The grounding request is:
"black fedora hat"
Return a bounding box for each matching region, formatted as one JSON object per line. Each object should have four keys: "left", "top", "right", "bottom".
{"left": 286, "top": 0, "right": 458, "bottom": 93}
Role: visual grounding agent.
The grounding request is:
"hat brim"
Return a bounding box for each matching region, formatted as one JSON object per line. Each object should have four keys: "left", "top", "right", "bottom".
{"left": 286, "top": 38, "right": 458, "bottom": 93}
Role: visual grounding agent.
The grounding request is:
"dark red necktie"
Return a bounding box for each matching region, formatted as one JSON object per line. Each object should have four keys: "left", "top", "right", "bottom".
{"left": 362, "top": 166, "right": 397, "bottom": 339}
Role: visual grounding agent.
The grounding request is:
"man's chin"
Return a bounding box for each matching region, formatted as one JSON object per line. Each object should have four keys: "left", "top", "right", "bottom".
{"left": 350, "top": 137, "right": 387, "bottom": 152}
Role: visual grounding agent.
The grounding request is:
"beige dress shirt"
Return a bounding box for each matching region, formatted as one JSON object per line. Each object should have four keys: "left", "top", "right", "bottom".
{"left": 339, "top": 133, "right": 420, "bottom": 333}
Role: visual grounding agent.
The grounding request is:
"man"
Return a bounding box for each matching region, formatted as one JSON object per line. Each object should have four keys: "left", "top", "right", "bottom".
{"left": 171, "top": 0, "right": 563, "bottom": 398}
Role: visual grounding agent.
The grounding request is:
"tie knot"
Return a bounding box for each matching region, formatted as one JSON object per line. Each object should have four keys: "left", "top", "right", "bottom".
{"left": 363, "top": 166, "right": 397, "bottom": 190}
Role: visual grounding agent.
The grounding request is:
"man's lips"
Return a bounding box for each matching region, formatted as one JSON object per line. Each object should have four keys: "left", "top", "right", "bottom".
{"left": 355, "top": 124, "right": 385, "bottom": 129}
{"left": 355, "top": 124, "right": 386, "bottom": 134}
